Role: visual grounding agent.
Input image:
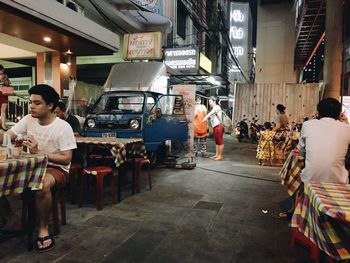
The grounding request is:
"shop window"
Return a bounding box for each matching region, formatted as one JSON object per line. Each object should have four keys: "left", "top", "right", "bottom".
{"left": 177, "top": 1, "right": 187, "bottom": 39}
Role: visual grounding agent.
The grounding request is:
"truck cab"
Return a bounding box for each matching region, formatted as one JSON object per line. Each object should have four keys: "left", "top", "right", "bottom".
{"left": 83, "top": 62, "right": 188, "bottom": 161}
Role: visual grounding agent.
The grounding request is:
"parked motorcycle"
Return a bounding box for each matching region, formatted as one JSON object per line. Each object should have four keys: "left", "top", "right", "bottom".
{"left": 235, "top": 118, "right": 249, "bottom": 142}
{"left": 250, "top": 119, "right": 263, "bottom": 142}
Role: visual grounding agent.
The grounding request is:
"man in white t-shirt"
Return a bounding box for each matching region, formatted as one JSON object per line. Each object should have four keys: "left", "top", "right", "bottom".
{"left": 0, "top": 84, "right": 76, "bottom": 253}
{"left": 297, "top": 98, "right": 350, "bottom": 185}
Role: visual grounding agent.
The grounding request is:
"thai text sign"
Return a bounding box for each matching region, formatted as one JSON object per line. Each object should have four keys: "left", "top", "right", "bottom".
{"left": 123, "top": 32, "right": 162, "bottom": 60}
{"left": 164, "top": 47, "right": 199, "bottom": 74}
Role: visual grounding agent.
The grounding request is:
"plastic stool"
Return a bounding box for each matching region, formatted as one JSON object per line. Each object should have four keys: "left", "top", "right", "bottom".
{"left": 21, "top": 186, "right": 66, "bottom": 236}
{"left": 79, "top": 166, "right": 115, "bottom": 210}
{"left": 291, "top": 228, "right": 320, "bottom": 263}
{"left": 134, "top": 158, "right": 152, "bottom": 193}
{"left": 68, "top": 163, "right": 82, "bottom": 204}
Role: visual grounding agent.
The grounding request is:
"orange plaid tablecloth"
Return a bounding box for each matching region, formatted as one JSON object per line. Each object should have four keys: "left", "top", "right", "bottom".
{"left": 0, "top": 154, "right": 48, "bottom": 197}
{"left": 279, "top": 151, "right": 304, "bottom": 196}
{"left": 291, "top": 183, "right": 350, "bottom": 260}
{"left": 75, "top": 137, "right": 147, "bottom": 167}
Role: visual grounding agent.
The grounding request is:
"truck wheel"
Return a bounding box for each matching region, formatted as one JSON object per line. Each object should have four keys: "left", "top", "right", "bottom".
{"left": 149, "top": 144, "right": 167, "bottom": 168}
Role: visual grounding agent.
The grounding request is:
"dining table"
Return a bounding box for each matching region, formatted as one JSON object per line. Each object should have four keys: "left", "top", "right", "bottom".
{"left": 74, "top": 136, "right": 148, "bottom": 200}
{"left": 279, "top": 150, "right": 304, "bottom": 196}
{"left": 0, "top": 153, "right": 48, "bottom": 250}
{"left": 291, "top": 182, "right": 350, "bottom": 261}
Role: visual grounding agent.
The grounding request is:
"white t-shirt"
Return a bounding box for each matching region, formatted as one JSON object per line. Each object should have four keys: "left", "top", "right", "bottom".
{"left": 11, "top": 115, "right": 77, "bottom": 173}
{"left": 297, "top": 117, "right": 350, "bottom": 185}
{"left": 208, "top": 104, "right": 222, "bottom": 128}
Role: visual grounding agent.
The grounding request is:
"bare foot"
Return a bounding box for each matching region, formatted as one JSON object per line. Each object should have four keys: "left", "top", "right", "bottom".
{"left": 214, "top": 156, "right": 224, "bottom": 161}
{"left": 210, "top": 155, "right": 218, "bottom": 159}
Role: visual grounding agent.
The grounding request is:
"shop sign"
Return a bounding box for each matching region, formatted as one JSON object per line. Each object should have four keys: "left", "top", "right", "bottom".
{"left": 123, "top": 32, "right": 162, "bottom": 60}
{"left": 199, "top": 53, "right": 212, "bottom": 73}
{"left": 131, "top": 0, "right": 163, "bottom": 15}
{"left": 164, "top": 47, "right": 199, "bottom": 74}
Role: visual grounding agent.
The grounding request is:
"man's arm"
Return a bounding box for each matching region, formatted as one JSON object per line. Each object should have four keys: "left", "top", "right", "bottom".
{"left": 23, "top": 135, "right": 72, "bottom": 165}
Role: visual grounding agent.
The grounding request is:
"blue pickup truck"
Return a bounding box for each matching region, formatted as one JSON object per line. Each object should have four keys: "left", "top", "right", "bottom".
{"left": 83, "top": 62, "right": 189, "bottom": 163}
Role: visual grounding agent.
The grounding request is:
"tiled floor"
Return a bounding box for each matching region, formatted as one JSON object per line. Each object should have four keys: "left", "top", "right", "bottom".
{"left": 0, "top": 136, "right": 314, "bottom": 262}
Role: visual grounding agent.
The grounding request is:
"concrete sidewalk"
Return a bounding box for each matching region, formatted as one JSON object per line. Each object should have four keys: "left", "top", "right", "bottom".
{"left": 0, "top": 136, "right": 311, "bottom": 263}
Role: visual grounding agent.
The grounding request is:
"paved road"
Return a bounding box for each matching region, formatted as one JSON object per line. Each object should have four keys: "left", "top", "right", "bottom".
{"left": 1, "top": 136, "right": 312, "bottom": 262}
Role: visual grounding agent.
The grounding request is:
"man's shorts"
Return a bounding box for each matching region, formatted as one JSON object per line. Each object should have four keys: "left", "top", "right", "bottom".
{"left": 46, "top": 166, "right": 69, "bottom": 188}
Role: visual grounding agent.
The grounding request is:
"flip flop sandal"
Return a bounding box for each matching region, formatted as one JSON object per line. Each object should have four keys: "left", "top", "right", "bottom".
{"left": 276, "top": 211, "right": 292, "bottom": 219}
{"left": 36, "top": 235, "right": 55, "bottom": 253}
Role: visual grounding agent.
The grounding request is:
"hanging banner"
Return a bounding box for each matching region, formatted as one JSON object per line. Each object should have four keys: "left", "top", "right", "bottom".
{"left": 172, "top": 85, "right": 196, "bottom": 157}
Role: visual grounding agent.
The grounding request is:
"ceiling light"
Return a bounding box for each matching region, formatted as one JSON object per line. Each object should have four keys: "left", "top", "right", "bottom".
{"left": 206, "top": 76, "right": 220, "bottom": 86}
{"left": 43, "top": 36, "right": 51, "bottom": 42}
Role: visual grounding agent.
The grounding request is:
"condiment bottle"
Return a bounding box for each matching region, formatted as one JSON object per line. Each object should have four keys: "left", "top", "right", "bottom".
{"left": 15, "top": 134, "right": 24, "bottom": 147}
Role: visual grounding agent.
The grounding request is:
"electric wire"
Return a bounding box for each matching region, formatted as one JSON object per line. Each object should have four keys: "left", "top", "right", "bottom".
{"left": 197, "top": 166, "right": 280, "bottom": 183}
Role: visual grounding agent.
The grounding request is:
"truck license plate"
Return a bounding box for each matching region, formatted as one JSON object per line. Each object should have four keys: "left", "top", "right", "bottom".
{"left": 102, "top": 132, "right": 116, "bottom": 138}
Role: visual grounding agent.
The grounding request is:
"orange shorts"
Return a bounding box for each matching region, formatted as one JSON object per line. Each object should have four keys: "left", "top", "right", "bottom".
{"left": 46, "top": 166, "right": 69, "bottom": 188}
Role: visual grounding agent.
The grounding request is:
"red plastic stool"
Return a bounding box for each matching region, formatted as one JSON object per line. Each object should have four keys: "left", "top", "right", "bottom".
{"left": 134, "top": 158, "right": 152, "bottom": 193}
{"left": 51, "top": 187, "right": 66, "bottom": 235}
{"left": 68, "top": 163, "right": 83, "bottom": 204}
{"left": 79, "top": 166, "right": 115, "bottom": 210}
{"left": 21, "top": 186, "right": 66, "bottom": 236}
{"left": 291, "top": 228, "right": 320, "bottom": 263}
{"left": 127, "top": 157, "right": 152, "bottom": 193}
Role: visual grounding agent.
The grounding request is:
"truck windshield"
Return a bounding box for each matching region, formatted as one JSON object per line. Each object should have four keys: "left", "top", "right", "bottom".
{"left": 92, "top": 94, "right": 144, "bottom": 114}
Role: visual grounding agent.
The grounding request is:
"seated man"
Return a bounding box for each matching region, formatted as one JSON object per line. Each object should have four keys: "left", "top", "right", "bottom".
{"left": 54, "top": 101, "right": 82, "bottom": 136}
{"left": 0, "top": 84, "right": 76, "bottom": 253}
{"left": 298, "top": 98, "right": 350, "bottom": 185}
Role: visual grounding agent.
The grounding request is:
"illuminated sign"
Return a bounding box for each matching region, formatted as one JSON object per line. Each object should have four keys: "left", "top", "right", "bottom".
{"left": 199, "top": 53, "right": 212, "bottom": 73}
{"left": 231, "top": 9, "right": 244, "bottom": 23}
{"left": 229, "top": 2, "right": 251, "bottom": 81}
{"left": 230, "top": 27, "right": 244, "bottom": 39}
{"left": 164, "top": 47, "right": 199, "bottom": 74}
{"left": 123, "top": 32, "right": 162, "bottom": 60}
{"left": 232, "top": 47, "right": 244, "bottom": 56}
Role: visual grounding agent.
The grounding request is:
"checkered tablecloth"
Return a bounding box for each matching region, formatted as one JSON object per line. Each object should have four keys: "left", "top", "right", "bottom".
{"left": 279, "top": 151, "right": 304, "bottom": 196}
{"left": 291, "top": 183, "right": 350, "bottom": 260}
{"left": 0, "top": 154, "right": 48, "bottom": 197}
{"left": 75, "top": 137, "right": 147, "bottom": 167}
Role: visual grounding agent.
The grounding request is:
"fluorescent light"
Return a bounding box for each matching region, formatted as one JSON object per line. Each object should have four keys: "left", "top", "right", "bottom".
{"left": 206, "top": 76, "right": 220, "bottom": 86}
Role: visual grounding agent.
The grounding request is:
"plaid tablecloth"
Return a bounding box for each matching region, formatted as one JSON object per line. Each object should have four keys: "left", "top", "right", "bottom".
{"left": 0, "top": 154, "right": 48, "bottom": 197}
{"left": 75, "top": 137, "right": 147, "bottom": 167}
{"left": 279, "top": 151, "right": 304, "bottom": 196}
{"left": 291, "top": 183, "right": 350, "bottom": 260}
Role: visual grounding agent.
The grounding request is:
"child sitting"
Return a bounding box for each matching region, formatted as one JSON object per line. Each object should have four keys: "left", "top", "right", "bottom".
{"left": 257, "top": 122, "right": 276, "bottom": 166}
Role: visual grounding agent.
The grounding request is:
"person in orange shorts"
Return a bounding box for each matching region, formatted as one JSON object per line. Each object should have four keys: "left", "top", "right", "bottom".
{"left": 194, "top": 97, "right": 208, "bottom": 157}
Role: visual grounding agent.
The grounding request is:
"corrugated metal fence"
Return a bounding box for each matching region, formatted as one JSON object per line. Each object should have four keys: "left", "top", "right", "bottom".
{"left": 233, "top": 83, "right": 321, "bottom": 125}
